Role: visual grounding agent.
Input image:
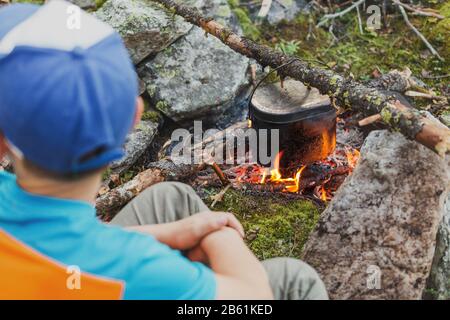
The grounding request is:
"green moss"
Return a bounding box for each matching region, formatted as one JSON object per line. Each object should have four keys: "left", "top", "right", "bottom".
{"left": 258, "top": 10, "right": 448, "bottom": 87}
{"left": 247, "top": 6, "right": 449, "bottom": 118}
{"left": 14, "top": 0, "right": 45, "bottom": 4}
{"left": 155, "top": 100, "right": 170, "bottom": 113}
{"left": 424, "top": 3, "right": 450, "bottom": 60}
{"left": 227, "top": 0, "right": 240, "bottom": 8}
{"left": 101, "top": 167, "right": 112, "bottom": 181}
{"left": 95, "top": 0, "right": 108, "bottom": 9}
{"left": 120, "top": 170, "right": 135, "bottom": 184}
{"left": 205, "top": 189, "right": 321, "bottom": 260}
{"left": 380, "top": 107, "right": 392, "bottom": 124}
{"left": 275, "top": 39, "right": 300, "bottom": 55}
{"left": 330, "top": 75, "right": 340, "bottom": 86}
{"left": 146, "top": 84, "right": 157, "bottom": 97}
{"left": 141, "top": 111, "right": 161, "bottom": 122}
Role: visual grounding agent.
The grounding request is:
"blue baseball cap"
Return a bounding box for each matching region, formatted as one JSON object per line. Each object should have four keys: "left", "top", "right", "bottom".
{"left": 0, "top": 0, "right": 138, "bottom": 174}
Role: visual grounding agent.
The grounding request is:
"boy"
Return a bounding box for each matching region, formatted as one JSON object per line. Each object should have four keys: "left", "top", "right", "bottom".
{"left": 0, "top": 0, "right": 327, "bottom": 299}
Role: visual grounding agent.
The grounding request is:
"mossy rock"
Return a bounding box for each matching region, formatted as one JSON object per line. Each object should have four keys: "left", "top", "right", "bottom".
{"left": 95, "top": 0, "right": 193, "bottom": 64}
{"left": 203, "top": 188, "right": 321, "bottom": 260}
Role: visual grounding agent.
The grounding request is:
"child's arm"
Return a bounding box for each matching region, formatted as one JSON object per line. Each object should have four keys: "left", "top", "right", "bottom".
{"left": 199, "top": 227, "right": 274, "bottom": 300}
{"left": 125, "top": 211, "right": 244, "bottom": 251}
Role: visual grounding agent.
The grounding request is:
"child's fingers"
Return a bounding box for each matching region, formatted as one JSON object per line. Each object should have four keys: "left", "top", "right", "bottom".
{"left": 186, "top": 246, "right": 208, "bottom": 264}
{"left": 215, "top": 212, "right": 245, "bottom": 238}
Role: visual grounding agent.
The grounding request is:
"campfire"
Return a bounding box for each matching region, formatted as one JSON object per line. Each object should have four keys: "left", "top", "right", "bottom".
{"left": 91, "top": 0, "right": 450, "bottom": 300}
{"left": 226, "top": 129, "right": 361, "bottom": 202}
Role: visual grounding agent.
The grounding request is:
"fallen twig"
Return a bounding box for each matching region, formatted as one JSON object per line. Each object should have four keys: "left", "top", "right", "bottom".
{"left": 210, "top": 162, "right": 230, "bottom": 186}
{"left": 392, "top": 0, "right": 444, "bottom": 19}
{"left": 250, "top": 63, "right": 258, "bottom": 87}
{"left": 396, "top": 4, "right": 444, "bottom": 62}
{"left": 316, "top": 0, "right": 365, "bottom": 27}
{"left": 356, "top": 3, "right": 363, "bottom": 35}
{"left": 358, "top": 114, "right": 382, "bottom": 126}
{"left": 405, "top": 91, "right": 448, "bottom": 102}
{"left": 421, "top": 73, "right": 450, "bottom": 80}
{"left": 210, "top": 184, "right": 232, "bottom": 208}
{"left": 149, "top": 0, "right": 450, "bottom": 155}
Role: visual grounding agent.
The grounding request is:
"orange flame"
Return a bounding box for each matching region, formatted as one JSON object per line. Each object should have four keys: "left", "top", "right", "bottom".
{"left": 259, "top": 169, "right": 267, "bottom": 184}
{"left": 257, "top": 146, "right": 360, "bottom": 198}
{"left": 321, "top": 130, "right": 336, "bottom": 159}
{"left": 260, "top": 152, "right": 306, "bottom": 193}
{"left": 345, "top": 148, "right": 360, "bottom": 169}
{"left": 319, "top": 186, "right": 327, "bottom": 202}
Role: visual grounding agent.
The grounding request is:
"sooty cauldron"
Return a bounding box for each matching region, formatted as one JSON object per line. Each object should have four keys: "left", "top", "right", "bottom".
{"left": 249, "top": 79, "right": 336, "bottom": 171}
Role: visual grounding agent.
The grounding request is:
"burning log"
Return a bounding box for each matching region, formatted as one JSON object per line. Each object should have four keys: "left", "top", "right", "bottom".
{"left": 96, "top": 160, "right": 203, "bottom": 220}
{"left": 149, "top": 0, "right": 450, "bottom": 156}
{"left": 301, "top": 130, "right": 450, "bottom": 299}
{"left": 210, "top": 162, "right": 230, "bottom": 186}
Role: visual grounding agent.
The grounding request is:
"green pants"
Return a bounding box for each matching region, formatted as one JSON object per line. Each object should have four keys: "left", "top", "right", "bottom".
{"left": 111, "top": 182, "right": 328, "bottom": 300}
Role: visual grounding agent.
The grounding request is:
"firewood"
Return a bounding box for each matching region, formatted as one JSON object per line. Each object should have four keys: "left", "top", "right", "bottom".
{"left": 210, "top": 162, "right": 230, "bottom": 186}
{"left": 358, "top": 114, "right": 382, "bottom": 127}
{"left": 96, "top": 167, "right": 164, "bottom": 220}
{"left": 149, "top": 0, "right": 450, "bottom": 156}
{"left": 96, "top": 160, "right": 203, "bottom": 219}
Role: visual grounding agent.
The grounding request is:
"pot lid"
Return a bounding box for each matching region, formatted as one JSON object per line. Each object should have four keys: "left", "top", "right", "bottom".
{"left": 250, "top": 78, "right": 334, "bottom": 124}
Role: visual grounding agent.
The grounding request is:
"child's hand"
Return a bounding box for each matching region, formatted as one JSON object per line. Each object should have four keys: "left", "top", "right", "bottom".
{"left": 168, "top": 212, "right": 244, "bottom": 251}
{"left": 128, "top": 211, "right": 244, "bottom": 252}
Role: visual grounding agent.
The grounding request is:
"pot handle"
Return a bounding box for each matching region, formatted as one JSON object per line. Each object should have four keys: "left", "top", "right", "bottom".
{"left": 247, "top": 58, "right": 301, "bottom": 109}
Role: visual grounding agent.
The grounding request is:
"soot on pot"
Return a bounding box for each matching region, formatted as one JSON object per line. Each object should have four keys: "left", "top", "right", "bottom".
{"left": 249, "top": 79, "right": 336, "bottom": 175}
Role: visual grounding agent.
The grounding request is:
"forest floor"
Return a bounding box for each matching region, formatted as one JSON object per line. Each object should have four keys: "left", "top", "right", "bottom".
{"left": 231, "top": 0, "right": 449, "bottom": 122}
{"left": 201, "top": 188, "right": 323, "bottom": 260}
{"left": 204, "top": 0, "right": 450, "bottom": 259}
{"left": 13, "top": 0, "right": 449, "bottom": 262}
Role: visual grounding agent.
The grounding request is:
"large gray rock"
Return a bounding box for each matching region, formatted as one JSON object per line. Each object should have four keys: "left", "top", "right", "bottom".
{"left": 440, "top": 112, "right": 450, "bottom": 128}
{"left": 110, "top": 120, "right": 159, "bottom": 174}
{"left": 139, "top": 0, "right": 249, "bottom": 122}
{"left": 302, "top": 130, "right": 450, "bottom": 299}
{"left": 427, "top": 195, "right": 450, "bottom": 299}
{"left": 96, "top": 0, "right": 200, "bottom": 64}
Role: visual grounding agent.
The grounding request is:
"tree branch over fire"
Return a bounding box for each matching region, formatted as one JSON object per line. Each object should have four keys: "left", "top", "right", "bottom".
{"left": 150, "top": 0, "right": 450, "bottom": 156}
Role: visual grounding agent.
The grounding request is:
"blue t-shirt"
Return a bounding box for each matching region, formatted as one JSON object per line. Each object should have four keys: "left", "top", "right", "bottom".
{"left": 0, "top": 171, "right": 216, "bottom": 299}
